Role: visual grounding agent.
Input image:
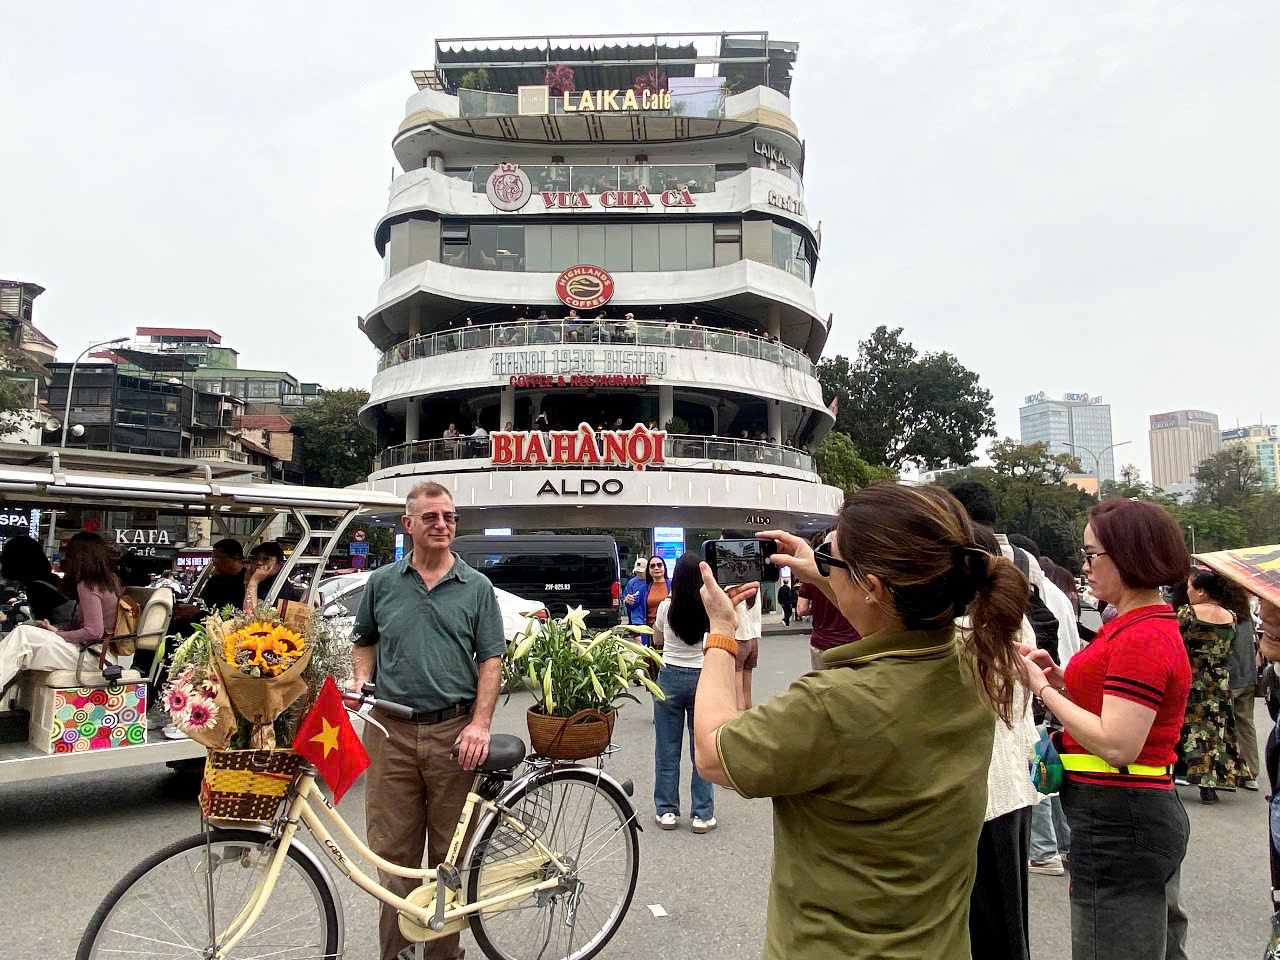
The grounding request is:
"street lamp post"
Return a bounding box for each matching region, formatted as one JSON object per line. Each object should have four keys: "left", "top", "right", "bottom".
{"left": 1187, "top": 525, "right": 1196, "bottom": 554}
{"left": 1065, "top": 440, "right": 1132, "bottom": 485}
{"left": 60, "top": 336, "right": 128, "bottom": 447}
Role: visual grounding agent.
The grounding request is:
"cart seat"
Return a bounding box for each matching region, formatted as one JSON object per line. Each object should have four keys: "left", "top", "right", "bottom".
{"left": 36, "top": 668, "right": 144, "bottom": 688}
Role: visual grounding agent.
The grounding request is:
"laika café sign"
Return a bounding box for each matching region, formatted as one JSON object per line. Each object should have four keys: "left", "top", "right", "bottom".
{"left": 518, "top": 85, "right": 672, "bottom": 114}
{"left": 491, "top": 423, "right": 666, "bottom": 472}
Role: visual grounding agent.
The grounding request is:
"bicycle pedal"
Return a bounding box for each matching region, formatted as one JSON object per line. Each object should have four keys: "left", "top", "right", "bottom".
{"left": 437, "top": 862, "right": 461, "bottom": 891}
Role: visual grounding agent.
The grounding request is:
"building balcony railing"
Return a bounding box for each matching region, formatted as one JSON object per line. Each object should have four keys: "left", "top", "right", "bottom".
{"left": 377, "top": 319, "right": 815, "bottom": 376}
{"left": 193, "top": 445, "right": 249, "bottom": 464}
{"left": 468, "top": 163, "right": 717, "bottom": 196}
{"left": 375, "top": 433, "right": 815, "bottom": 475}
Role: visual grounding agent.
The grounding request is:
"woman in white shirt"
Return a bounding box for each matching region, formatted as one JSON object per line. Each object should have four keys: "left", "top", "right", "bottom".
{"left": 652, "top": 552, "right": 717, "bottom": 834}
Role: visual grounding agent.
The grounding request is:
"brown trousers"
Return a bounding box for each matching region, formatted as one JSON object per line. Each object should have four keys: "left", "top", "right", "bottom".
{"left": 365, "top": 711, "right": 473, "bottom": 960}
{"left": 1231, "top": 682, "right": 1260, "bottom": 780}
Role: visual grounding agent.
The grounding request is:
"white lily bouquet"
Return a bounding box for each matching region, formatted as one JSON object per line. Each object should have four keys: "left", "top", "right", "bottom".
{"left": 505, "top": 606, "right": 664, "bottom": 759}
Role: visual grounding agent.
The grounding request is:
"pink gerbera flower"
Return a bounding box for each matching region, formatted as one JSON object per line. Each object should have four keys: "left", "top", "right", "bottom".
{"left": 185, "top": 699, "right": 217, "bottom": 729}
{"left": 165, "top": 687, "right": 189, "bottom": 715}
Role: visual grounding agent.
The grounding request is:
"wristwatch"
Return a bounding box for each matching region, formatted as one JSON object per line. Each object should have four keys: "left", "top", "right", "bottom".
{"left": 704, "top": 633, "right": 739, "bottom": 657}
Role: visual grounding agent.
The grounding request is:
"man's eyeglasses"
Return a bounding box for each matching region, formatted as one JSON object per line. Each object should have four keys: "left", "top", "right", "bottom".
{"left": 1080, "top": 549, "right": 1107, "bottom": 567}
{"left": 407, "top": 511, "right": 458, "bottom": 526}
{"left": 813, "top": 544, "right": 852, "bottom": 578}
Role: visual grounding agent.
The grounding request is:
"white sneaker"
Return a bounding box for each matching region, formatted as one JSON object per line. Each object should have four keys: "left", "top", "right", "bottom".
{"left": 161, "top": 724, "right": 188, "bottom": 741}
{"left": 1028, "top": 855, "right": 1065, "bottom": 876}
{"left": 655, "top": 812, "right": 678, "bottom": 830}
{"left": 691, "top": 816, "right": 717, "bottom": 834}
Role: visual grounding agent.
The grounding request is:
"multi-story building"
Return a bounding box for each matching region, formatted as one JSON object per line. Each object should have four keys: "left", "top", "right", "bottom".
{"left": 1019, "top": 392, "right": 1116, "bottom": 482}
{"left": 1222, "top": 424, "right": 1280, "bottom": 491}
{"left": 359, "top": 33, "right": 842, "bottom": 547}
{"left": 1149, "top": 409, "right": 1220, "bottom": 494}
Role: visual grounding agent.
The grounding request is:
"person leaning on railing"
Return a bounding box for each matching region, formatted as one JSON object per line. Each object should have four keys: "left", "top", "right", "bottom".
{"left": 1019, "top": 499, "right": 1192, "bottom": 960}
{"left": 693, "top": 483, "right": 1026, "bottom": 959}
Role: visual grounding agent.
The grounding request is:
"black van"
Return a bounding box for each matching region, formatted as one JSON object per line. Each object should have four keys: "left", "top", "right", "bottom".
{"left": 452, "top": 535, "right": 621, "bottom": 628}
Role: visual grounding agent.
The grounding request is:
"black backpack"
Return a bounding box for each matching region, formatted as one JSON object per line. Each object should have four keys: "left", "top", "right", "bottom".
{"left": 1012, "top": 548, "right": 1060, "bottom": 663}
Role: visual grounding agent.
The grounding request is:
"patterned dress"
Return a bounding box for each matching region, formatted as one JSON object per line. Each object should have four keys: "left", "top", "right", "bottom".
{"left": 1175, "top": 605, "right": 1245, "bottom": 788}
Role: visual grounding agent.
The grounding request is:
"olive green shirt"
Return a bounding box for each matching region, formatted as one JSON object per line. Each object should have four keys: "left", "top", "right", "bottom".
{"left": 716, "top": 627, "right": 995, "bottom": 960}
{"left": 352, "top": 554, "right": 506, "bottom": 713}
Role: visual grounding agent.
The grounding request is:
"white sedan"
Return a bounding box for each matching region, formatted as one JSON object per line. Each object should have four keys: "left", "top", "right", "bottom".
{"left": 317, "top": 571, "right": 547, "bottom": 644}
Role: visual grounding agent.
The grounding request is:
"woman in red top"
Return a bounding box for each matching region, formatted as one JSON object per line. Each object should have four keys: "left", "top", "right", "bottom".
{"left": 1020, "top": 499, "right": 1192, "bottom": 960}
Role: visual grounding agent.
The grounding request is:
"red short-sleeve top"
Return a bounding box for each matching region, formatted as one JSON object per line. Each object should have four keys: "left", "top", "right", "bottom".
{"left": 1061, "top": 604, "right": 1191, "bottom": 788}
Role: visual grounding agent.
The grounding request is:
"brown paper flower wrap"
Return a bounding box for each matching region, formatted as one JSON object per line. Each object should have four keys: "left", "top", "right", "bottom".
{"left": 212, "top": 635, "right": 313, "bottom": 743}
{"left": 163, "top": 648, "right": 237, "bottom": 750}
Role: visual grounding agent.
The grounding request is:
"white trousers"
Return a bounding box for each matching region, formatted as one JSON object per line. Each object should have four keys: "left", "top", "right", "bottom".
{"left": 0, "top": 624, "right": 111, "bottom": 691}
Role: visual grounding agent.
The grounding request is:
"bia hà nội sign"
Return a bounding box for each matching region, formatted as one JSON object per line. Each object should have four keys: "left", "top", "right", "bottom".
{"left": 490, "top": 423, "right": 666, "bottom": 471}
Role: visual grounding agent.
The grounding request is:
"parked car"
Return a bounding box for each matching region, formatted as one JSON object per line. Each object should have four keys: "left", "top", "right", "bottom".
{"left": 451, "top": 534, "right": 621, "bottom": 628}
{"left": 318, "top": 571, "right": 547, "bottom": 644}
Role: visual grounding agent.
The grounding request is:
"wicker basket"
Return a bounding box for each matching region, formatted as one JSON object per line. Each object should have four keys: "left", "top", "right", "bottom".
{"left": 526, "top": 708, "right": 615, "bottom": 760}
{"left": 199, "top": 748, "right": 305, "bottom": 823}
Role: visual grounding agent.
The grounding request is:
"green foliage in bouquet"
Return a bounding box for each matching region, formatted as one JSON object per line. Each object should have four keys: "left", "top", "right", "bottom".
{"left": 504, "top": 606, "right": 665, "bottom": 716}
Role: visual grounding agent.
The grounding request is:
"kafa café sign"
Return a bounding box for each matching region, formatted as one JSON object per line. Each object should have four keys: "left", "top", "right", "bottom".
{"left": 491, "top": 423, "right": 665, "bottom": 472}
{"left": 485, "top": 165, "right": 696, "bottom": 213}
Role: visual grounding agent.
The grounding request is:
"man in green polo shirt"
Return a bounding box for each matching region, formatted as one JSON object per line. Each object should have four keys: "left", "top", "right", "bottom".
{"left": 352, "top": 480, "right": 505, "bottom": 960}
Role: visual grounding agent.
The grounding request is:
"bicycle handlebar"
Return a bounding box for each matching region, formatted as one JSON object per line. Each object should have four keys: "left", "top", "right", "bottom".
{"left": 341, "top": 684, "right": 415, "bottom": 720}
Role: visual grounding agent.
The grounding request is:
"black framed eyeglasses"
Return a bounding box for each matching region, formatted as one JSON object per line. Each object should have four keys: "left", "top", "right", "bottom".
{"left": 813, "top": 544, "right": 852, "bottom": 578}
{"left": 407, "top": 511, "right": 459, "bottom": 526}
{"left": 1080, "top": 549, "right": 1107, "bottom": 567}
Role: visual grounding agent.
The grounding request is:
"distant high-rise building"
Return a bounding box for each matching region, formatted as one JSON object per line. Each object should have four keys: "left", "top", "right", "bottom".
{"left": 1149, "top": 410, "right": 1220, "bottom": 492}
{"left": 1221, "top": 424, "right": 1280, "bottom": 491}
{"left": 1019, "top": 392, "right": 1116, "bottom": 481}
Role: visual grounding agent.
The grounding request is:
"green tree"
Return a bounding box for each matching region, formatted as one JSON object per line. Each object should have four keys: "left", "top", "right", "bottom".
{"left": 1171, "top": 503, "right": 1248, "bottom": 553}
{"left": 1193, "top": 446, "right": 1262, "bottom": 509}
{"left": 987, "top": 439, "right": 1082, "bottom": 484}
{"left": 1239, "top": 492, "right": 1280, "bottom": 547}
{"left": 291, "top": 389, "right": 380, "bottom": 488}
{"left": 817, "top": 326, "right": 995, "bottom": 471}
{"left": 0, "top": 328, "right": 39, "bottom": 435}
{"left": 814, "top": 431, "right": 896, "bottom": 494}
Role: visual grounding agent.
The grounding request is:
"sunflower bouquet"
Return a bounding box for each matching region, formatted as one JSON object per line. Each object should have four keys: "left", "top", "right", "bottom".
{"left": 163, "top": 603, "right": 347, "bottom": 750}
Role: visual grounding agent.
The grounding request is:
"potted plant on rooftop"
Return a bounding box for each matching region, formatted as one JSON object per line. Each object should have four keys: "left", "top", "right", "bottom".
{"left": 505, "top": 606, "right": 663, "bottom": 759}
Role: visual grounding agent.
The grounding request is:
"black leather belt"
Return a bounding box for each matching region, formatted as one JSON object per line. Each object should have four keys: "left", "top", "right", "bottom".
{"left": 400, "top": 701, "right": 473, "bottom": 725}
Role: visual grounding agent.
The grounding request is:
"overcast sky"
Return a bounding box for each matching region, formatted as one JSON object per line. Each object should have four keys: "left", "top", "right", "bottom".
{"left": 2, "top": 2, "right": 1276, "bottom": 479}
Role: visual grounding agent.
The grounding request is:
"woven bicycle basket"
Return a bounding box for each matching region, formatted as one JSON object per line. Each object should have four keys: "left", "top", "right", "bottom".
{"left": 526, "top": 708, "right": 615, "bottom": 761}
{"left": 199, "top": 748, "right": 305, "bottom": 823}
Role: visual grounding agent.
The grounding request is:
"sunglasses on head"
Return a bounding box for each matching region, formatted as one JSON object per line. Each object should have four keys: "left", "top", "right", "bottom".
{"left": 813, "top": 544, "right": 852, "bottom": 578}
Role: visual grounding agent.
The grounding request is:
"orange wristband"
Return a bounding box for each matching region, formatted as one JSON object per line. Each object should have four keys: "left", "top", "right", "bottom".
{"left": 705, "top": 633, "right": 739, "bottom": 657}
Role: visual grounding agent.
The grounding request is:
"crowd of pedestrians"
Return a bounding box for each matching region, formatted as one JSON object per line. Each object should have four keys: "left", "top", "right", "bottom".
{"left": 607, "top": 477, "right": 1277, "bottom": 960}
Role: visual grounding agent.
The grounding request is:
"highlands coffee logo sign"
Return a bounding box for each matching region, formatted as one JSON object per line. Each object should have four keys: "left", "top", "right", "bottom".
{"left": 485, "top": 164, "right": 533, "bottom": 212}
{"left": 491, "top": 423, "right": 666, "bottom": 471}
{"left": 554, "top": 265, "right": 615, "bottom": 310}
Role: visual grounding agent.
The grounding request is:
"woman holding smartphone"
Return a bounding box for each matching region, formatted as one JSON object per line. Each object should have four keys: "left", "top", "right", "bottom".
{"left": 693, "top": 483, "right": 1025, "bottom": 959}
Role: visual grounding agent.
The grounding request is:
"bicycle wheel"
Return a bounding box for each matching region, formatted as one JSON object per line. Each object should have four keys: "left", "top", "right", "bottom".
{"left": 465, "top": 767, "right": 639, "bottom": 960}
{"left": 77, "top": 827, "right": 340, "bottom": 960}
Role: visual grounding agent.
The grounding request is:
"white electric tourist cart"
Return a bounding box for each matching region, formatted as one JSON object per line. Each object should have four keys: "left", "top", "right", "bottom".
{"left": 0, "top": 445, "right": 402, "bottom": 786}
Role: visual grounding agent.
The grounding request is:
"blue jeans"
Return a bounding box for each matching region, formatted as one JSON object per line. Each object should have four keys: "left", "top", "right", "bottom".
{"left": 1030, "top": 793, "right": 1071, "bottom": 860}
{"left": 653, "top": 665, "right": 714, "bottom": 820}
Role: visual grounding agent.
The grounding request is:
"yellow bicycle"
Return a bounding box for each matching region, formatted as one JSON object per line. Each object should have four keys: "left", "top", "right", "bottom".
{"left": 76, "top": 687, "right": 641, "bottom": 960}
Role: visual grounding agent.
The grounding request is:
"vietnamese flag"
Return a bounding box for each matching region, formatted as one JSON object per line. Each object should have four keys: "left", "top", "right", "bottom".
{"left": 294, "top": 677, "right": 369, "bottom": 804}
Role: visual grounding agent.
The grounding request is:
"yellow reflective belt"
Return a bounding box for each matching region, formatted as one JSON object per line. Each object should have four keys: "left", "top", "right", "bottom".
{"left": 1059, "top": 753, "right": 1171, "bottom": 777}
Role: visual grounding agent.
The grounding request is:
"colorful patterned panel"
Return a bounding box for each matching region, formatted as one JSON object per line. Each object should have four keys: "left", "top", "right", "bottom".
{"left": 47, "top": 683, "right": 147, "bottom": 753}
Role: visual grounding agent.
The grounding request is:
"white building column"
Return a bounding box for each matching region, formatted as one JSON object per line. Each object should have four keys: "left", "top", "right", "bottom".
{"left": 767, "top": 303, "right": 782, "bottom": 340}
{"left": 409, "top": 303, "right": 423, "bottom": 337}
{"left": 768, "top": 398, "right": 783, "bottom": 445}
{"left": 499, "top": 386, "right": 514, "bottom": 430}
{"left": 405, "top": 398, "right": 420, "bottom": 443}
{"left": 658, "top": 386, "right": 674, "bottom": 431}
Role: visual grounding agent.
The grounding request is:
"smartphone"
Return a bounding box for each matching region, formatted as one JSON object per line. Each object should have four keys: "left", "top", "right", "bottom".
{"left": 702, "top": 538, "right": 779, "bottom": 585}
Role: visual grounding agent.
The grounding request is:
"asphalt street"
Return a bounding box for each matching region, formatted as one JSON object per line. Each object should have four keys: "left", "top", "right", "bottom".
{"left": 0, "top": 630, "right": 1272, "bottom": 960}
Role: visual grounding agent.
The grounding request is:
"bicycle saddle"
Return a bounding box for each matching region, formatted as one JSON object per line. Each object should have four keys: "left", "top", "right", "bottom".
{"left": 481, "top": 734, "right": 527, "bottom": 772}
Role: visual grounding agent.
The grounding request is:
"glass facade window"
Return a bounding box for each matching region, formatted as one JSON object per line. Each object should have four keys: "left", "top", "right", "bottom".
{"left": 439, "top": 220, "right": 728, "bottom": 274}
{"left": 771, "top": 224, "right": 813, "bottom": 284}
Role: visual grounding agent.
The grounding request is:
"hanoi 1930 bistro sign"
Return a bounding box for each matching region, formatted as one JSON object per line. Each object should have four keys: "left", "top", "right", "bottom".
{"left": 491, "top": 348, "right": 667, "bottom": 378}
{"left": 491, "top": 423, "right": 665, "bottom": 471}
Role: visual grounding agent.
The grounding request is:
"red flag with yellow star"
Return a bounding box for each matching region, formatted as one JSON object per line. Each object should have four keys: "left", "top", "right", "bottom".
{"left": 293, "top": 676, "right": 369, "bottom": 804}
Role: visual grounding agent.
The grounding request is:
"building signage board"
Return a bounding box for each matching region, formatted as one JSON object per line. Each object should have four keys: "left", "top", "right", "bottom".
{"left": 753, "top": 139, "right": 799, "bottom": 175}
{"left": 518, "top": 85, "right": 673, "bottom": 115}
{"left": 537, "top": 189, "right": 695, "bottom": 210}
{"left": 536, "top": 477, "right": 625, "bottom": 497}
{"left": 767, "top": 190, "right": 805, "bottom": 217}
{"left": 508, "top": 374, "right": 649, "bottom": 389}
{"left": 491, "top": 423, "right": 666, "bottom": 471}
{"left": 652, "top": 527, "right": 685, "bottom": 571}
{"left": 491, "top": 349, "right": 668, "bottom": 378}
{"left": 485, "top": 164, "right": 533, "bottom": 212}
{"left": 115, "top": 529, "right": 173, "bottom": 546}
{"left": 555, "top": 265, "right": 615, "bottom": 310}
